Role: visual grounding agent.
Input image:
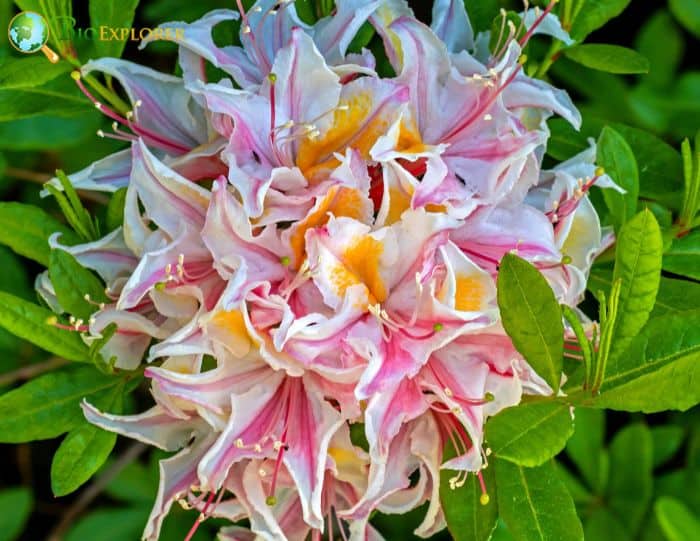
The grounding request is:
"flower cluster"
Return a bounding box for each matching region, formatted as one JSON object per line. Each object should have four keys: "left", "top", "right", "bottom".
{"left": 44, "top": 1, "right": 617, "bottom": 539}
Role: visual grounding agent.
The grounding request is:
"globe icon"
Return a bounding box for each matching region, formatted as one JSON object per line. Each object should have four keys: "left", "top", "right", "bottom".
{"left": 8, "top": 11, "right": 49, "bottom": 54}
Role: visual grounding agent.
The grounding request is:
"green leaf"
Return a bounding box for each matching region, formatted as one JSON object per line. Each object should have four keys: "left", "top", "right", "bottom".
{"left": 608, "top": 209, "right": 662, "bottom": 364}
{"left": 0, "top": 202, "right": 78, "bottom": 266}
{"left": 565, "top": 408, "right": 607, "bottom": 493}
{"left": 669, "top": 0, "right": 700, "bottom": 38}
{"left": 579, "top": 311, "right": 700, "bottom": 412}
{"left": 607, "top": 424, "right": 653, "bottom": 534}
{"left": 347, "top": 22, "right": 375, "bottom": 54}
{"left": 465, "top": 0, "right": 500, "bottom": 33}
{"left": 0, "top": 113, "right": 103, "bottom": 151}
{"left": 0, "top": 79, "right": 90, "bottom": 121}
{"left": 651, "top": 426, "right": 685, "bottom": 468}
{"left": 105, "top": 460, "right": 157, "bottom": 504}
{"left": 597, "top": 127, "right": 639, "bottom": 229}
{"left": 497, "top": 253, "right": 564, "bottom": 391}
{"left": 441, "top": 461, "right": 498, "bottom": 541}
{"left": 656, "top": 497, "right": 700, "bottom": 541}
{"left": 49, "top": 249, "right": 108, "bottom": 321}
{"left": 636, "top": 11, "right": 684, "bottom": 89}
{"left": 51, "top": 385, "right": 122, "bottom": 496}
{"left": 0, "top": 366, "right": 124, "bottom": 443}
{"left": 589, "top": 268, "right": 700, "bottom": 318}
{"left": 663, "top": 229, "right": 700, "bottom": 281}
{"left": 495, "top": 459, "right": 584, "bottom": 541}
{"left": 570, "top": 0, "right": 631, "bottom": 41}
{"left": 89, "top": 0, "right": 140, "bottom": 58}
{"left": 65, "top": 508, "right": 149, "bottom": 541}
{"left": 0, "top": 56, "right": 72, "bottom": 89}
{"left": 485, "top": 402, "right": 573, "bottom": 467}
{"left": 0, "top": 487, "right": 32, "bottom": 541}
{"left": 106, "top": 187, "right": 127, "bottom": 232}
{"left": 555, "top": 462, "right": 592, "bottom": 505}
{"left": 564, "top": 44, "right": 649, "bottom": 74}
{"left": 0, "top": 291, "right": 89, "bottom": 362}
{"left": 584, "top": 508, "right": 631, "bottom": 541}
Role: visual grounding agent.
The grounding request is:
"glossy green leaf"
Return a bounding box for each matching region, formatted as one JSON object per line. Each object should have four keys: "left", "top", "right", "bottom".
{"left": 497, "top": 253, "right": 564, "bottom": 391}
{"left": 651, "top": 425, "right": 685, "bottom": 468}
{"left": 607, "top": 424, "right": 653, "bottom": 534}
{"left": 0, "top": 487, "right": 32, "bottom": 541}
{"left": 495, "top": 459, "right": 584, "bottom": 541}
{"left": 555, "top": 462, "right": 592, "bottom": 505}
{"left": 570, "top": 0, "right": 631, "bottom": 40}
{"left": 485, "top": 402, "right": 573, "bottom": 467}
{"left": 565, "top": 408, "right": 606, "bottom": 493}
{"left": 656, "top": 497, "right": 700, "bottom": 541}
{"left": 584, "top": 508, "right": 630, "bottom": 541}
{"left": 636, "top": 11, "right": 684, "bottom": 88}
{"left": 564, "top": 44, "right": 649, "bottom": 74}
{"left": 608, "top": 209, "right": 662, "bottom": 364}
{"left": 0, "top": 56, "right": 72, "bottom": 89}
{"left": 580, "top": 311, "right": 700, "bottom": 412}
{"left": 663, "top": 229, "right": 700, "bottom": 281}
{"left": 105, "top": 460, "right": 157, "bottom": 504}
{"left": 89, "top": 0, "right": 140, "bottom": 58}
{"left": 49, "top": 249, "right": 108, "bottom": 321}
{"left": 51, "top": 384, "right": 122, "bottom": 496}
{"left": 0, "top": 202, "right": 78, "bottom": 266}
{"left": 597, "top": 127, "right": 639, "bottom": 229}
{"left": 441, "top": 461, "right": 498, "bottom": 541}
{"left": 669, "top": 0, "right": 700, "bottom": 38}
{"left": 0, "top": 113, "right": 103, "bottom": 150}
{"left": 0, "top": 80, "right": 90, "bottom": 121}
{"left": 0, "top": 366, "right": 123, "bottom": 442}
{"left": 0, "top": 291, "right": 89, "bottom": 362}
{"left": 65, "top": 508, "right": 149, "bottom": 541}
{"left": 106, "top": 187, "right": 127, "bottom": 232}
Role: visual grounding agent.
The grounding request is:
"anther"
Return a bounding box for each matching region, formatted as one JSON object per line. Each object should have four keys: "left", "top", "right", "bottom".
{"left": 96, "top": 130, "right": 105, "bottom": 138}
{"left": 266, "top": 495, "right": 277, "bottom": 506}
{"left": 70, "top": 70, "right": 81, "bottom": 80}
{"left": 280, "top": 256, "right": 291, "bottom": 266}
{"left": 433, "top": 322, "right": 444, "bottom": 332}
{"left": 235, "top": 438, "right": 244, "bottom": 448}
{"left": 594, "top": 166, "right": 605, "bottom": 177}
{"left": 483, "top": 113, "right": 493, "bottom": 121}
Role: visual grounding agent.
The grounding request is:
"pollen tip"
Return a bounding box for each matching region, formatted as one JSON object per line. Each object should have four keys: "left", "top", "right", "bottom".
{"left": 561, "top": 254, "right": 572, "bottom": 265}
{"left": 480, "top": 493, "right": 490, "bottom": 506}
{"left": 70, "top": 70, "right": 81, "bottom": 80}
{"left": 518, "top": 54, "right": 528, "bottom": 65}
{"left": 484, "top": 392, "right": 495, "bottom": 402}
{"left": 154, "top": 281, "right": 166, "bottom": 291}
{"left": 46, "top": 316, "right": 58, "bottom": 325}
{"left": 280, "top": 255, "right": 291, "bottom": 266}
{"left": 265, "top": 495, "right": 277, "bottom": 506}
{"left": 594, "top": 166, "right": 605, "bottom": 177}
{"left": 267, "top": 72, "right": 277, "bottom": 84}
{"left": 433, "top": 322, "right": 444, "bottom": 332}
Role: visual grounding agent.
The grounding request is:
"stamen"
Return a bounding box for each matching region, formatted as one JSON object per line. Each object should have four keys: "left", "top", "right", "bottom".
{"left": 477, "top": 470, "right": 490, "bottom": 505}
{"left": 519, "top": 0, "right": 559, "bottom": 47}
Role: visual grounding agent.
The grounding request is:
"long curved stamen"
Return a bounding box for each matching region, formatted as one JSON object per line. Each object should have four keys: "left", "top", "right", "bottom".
{"left": 477, "top": 470, "right": 491, "bottom": 505}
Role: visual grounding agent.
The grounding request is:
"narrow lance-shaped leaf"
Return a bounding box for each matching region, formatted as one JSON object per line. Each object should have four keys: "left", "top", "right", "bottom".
{"left": 607, "top": 209, "right": 662, "bottom": 366}
{"left": 495, "top": 458, "right": 584, "bottom": 541}
{"left": 564, "top": 44, "right": 649, "bottom": 74}
{"left": 49, "top": 249, "right": 108, "bottom": 321}
{"left": 497, "top": 253, "right": 564, "bottom": 392}
{"left": 51, "top": 383, "right": 123, "bottom": 496}
{"left": 0, "top": 202, "right": 78, "bottom": 266}
{"left": 0, "top": 291, "right": 89, "bottom": 362}
{"left": 0, "top": 366, "right": 125, "bottom": 443}
{"left": 597, "top": 126, "right": 639, "bottom": 230}
{"left": 485, "top": 401, "right": 574, "bottom": 468}
{"left": 655, "top": 497, "right": 700, "bottom": 541}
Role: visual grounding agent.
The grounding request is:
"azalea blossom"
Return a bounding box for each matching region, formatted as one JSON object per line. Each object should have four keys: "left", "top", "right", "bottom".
{"left": 40, "top": 1, "right": 622, "bottom": 539}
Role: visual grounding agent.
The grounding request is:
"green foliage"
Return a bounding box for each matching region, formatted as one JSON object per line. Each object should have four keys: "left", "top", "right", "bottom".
{"left": 440, "top": 463, "right": 498, "bottom": 541}
{"left": 0, "top": 202, "right": 79, "bottom": 266}
{"left": 0, "top": 291, "right": 89, "bottom": 361}
{"left": 0, "top": 487, "right": 32, "bottom": 541}
{"left": 45, "top": 170, "right": 100, "bottom": 241}
{"left": 669, "top": 0, "right": 700, "bottom": 38}
{"left": 564, "top": 44, "right": 649, "bottom": 74}
{"left": 89, "top": 0, "right": 140, "bottom": 58}
{"left": 49, "top": 249, "right": 109, "bottom": 320}
{"left": 607, "top": 209, "right": 662, "bottom": 365}
{"left": 597, "top": 127, "right": 639, "bottom": 230}
{"left": 664, "top": 229, "right": 700, "bottom": 280}
{"left": 0, "top": 366, "right": 125, "bottom": 442}
{"left": 655, "top": 497, "right": 700, "bottom": 541}
{"left": 569, "top": 0, "right": 631, "bottom": 41}
{"left": 495, "top": 459, "right": 584, "bottom": 541}
{"left": 497, "top": 253, "right": 564, "bottom": 392}
{"left": 51, "top": 384, "right": 122, "bottom": 496}
{"left": 485, "top": 402, "right": 574, "bottom": 467}
{"left": 106, "top": 187, "right": 127, "bottom": 231}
